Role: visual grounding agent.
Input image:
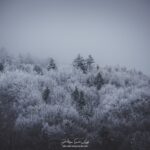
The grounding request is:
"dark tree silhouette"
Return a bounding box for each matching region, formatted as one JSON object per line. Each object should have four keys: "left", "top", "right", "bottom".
{"left": 86, "top": 54, "right": 94, "bottom": 71}
{"left": 42, "top": 87, "right": 50, "bottom": 103}
{"left": 73, "top": 54, "right": 87, "bottom": 73}
{"left": 94, "top": 72, "right": 104, "bottom": 90}
{"left": 33, "top": 65, "right": 43, "bottom": 75}
{"left": 47, "top": 58, "right": 57, "bottom": 71}
{"left": 0, "top": 63, "right": 4, "bottom": 72}
{"left": 72, "top": 87, "right": 85, "bottom": 112}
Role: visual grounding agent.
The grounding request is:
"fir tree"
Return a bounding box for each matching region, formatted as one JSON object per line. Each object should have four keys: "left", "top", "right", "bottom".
{"left": 42, "top": 87, "right": 50, "bottom": 102}
{"left": 0, "top": 63, "right": 4, "bottom": 72}
{"left": 71, "top": 87, "right": 79, "bottom": 102}
{"left": 79, "top": 91, "right": 85, "bottom": 110}
{"left": 86, "top": 54, "right": 94, "bottom": 71}
{"left": 72, "top": 87, "right": 85, "bottom": 111}
{"left": 73, "top": 54, "right": 87, "bottom": 73}
{"left": 47, "top": 58, "right": 57, "bottom": 71}
{"left": 94, "top": 72, "right": 104, "bottom": 90}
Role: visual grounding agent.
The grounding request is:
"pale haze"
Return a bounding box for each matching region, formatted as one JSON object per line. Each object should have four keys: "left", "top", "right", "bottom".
{"left": 0, "top": 0, "right": 150, "bottom": 74}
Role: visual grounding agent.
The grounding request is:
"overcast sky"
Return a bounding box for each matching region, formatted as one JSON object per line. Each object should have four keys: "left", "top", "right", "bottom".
{"left": 0, "top": 0, "right": 150, "bottom": 74}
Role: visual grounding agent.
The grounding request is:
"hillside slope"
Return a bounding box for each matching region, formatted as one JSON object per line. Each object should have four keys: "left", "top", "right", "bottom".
{"left": 0, "top": 52, "right": 150, "bottom": 150}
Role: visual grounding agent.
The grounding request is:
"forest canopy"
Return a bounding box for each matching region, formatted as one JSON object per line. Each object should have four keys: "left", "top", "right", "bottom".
{"left": 0, "top": 48, "right": 150, "bottom": 150}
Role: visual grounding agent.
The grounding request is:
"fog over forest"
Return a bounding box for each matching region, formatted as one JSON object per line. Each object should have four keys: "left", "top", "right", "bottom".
{"left": 0, "top": 0, "right": 150, "bottom": 74}
{"left": 0, "top": 46, "right": 150, "bottom": 150}
{"left": 0, "top": 0, "right": 150, "bottom": 150}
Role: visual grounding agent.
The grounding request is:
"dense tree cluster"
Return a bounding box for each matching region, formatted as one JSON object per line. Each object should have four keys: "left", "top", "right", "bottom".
{"left": 73, "top": 54, "right": 95, "bottom": 73}
{"left": 33, "top": 65, "right": 42, "bottom": 74}
{"left": 0, "top": 49, "right": 150, "bottom": 150}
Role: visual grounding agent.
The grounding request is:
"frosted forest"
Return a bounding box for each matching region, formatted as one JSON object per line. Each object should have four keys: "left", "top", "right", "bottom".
{"left": 0, "top": 48, "right": 150, "bottom": 150}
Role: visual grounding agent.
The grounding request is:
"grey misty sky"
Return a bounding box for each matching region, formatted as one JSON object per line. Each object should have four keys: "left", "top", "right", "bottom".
{"left": 0, "top": 0, "right": 150, "bottom": 74}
